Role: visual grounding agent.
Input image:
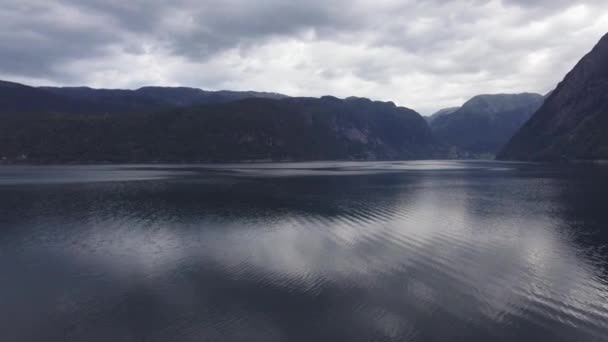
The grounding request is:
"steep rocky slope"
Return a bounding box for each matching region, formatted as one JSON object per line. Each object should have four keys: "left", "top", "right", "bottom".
{"left": 499, "top": 33, "right": 608, "bottom": 161}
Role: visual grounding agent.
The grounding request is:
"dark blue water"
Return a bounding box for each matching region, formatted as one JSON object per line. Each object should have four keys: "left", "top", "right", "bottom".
{"left": 1, "top": 161, "right": 607, "bottom": 341}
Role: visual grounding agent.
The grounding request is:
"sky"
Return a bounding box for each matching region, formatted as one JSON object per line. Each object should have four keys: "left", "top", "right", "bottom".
{"left": 1, "top": 0, "right": 607, "bottom": 114}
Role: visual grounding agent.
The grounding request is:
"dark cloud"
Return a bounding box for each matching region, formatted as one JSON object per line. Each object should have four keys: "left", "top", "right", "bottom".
{"left": 0, "top": 0, "right": 129, "bottom": 81}
{"left": 0, "top": 0, "right": 607, "bottom": 113}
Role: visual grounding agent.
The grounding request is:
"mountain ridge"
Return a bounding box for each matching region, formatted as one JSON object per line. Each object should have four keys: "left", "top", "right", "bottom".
{"left": 0, "top": 80, "right": 442, "bottom": 163}
{"left": 429, "top": 93, "right": 544, "bottom": 157}
{"left": 498, "top": 32, "right": 608, "bottom": 161}
{"left": 426, "top": 107, "right": 460, "bottom": 124}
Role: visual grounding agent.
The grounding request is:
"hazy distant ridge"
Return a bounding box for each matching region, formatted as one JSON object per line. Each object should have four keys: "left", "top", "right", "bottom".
{"left": 429, "top": 93, "right": 544, "bottom": 157}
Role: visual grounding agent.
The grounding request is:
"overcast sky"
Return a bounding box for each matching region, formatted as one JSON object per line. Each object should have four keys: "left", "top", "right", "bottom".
{"left": 1, "top": 0, "right": 607, "bottom": 114}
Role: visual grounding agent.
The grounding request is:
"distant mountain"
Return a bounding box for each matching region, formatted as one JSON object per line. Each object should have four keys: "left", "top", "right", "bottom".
{"left": 38, "top": 85, "right": 287, "bottom": 113}
{"left": 0, "top": 83, "right": 441, "bottom": 162}
{"left": 135, "top": 87, "right": 285, "bottom": 106}
{"left": 0, "top": 80, "right": 93, "bottom": 114}
{"left": 0, "top": 80, "right": 287, "bottom": 116}
{"left": 425, "top": 107, "right": 460, "bottom": 124}
{"left": 498, "top": 33, "right": 608, "bottom": 161}
{"left": 429, "top": 93, "right": 544, "bottom": 157}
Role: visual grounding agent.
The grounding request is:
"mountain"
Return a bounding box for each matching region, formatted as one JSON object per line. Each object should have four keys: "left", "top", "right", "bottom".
{"left": 38, "top": 85, "right": 287, "bottom": 113}
{"left": 0, "top": 80, "right": 94, "bottom": 114}
{"left": 425, "top": 107, "right": 460, "bottom": 124}
{"left": 0, "top": 80, "right": 287, "bottom": 116}
{"left": 498, "top": 33, "right": 608, "bottom": 161}
{"left": 430, "top": 93, "right": 544, "bottom": 157}
{"left": 0, "top": 84, "right": 441, "bottom": 162}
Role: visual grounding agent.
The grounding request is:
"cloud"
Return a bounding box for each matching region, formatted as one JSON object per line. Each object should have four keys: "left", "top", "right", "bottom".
{"left": 0, "top": 0, "right": 607, "bottom": 114}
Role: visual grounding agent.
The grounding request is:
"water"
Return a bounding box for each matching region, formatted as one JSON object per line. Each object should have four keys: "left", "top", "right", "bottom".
{"left": 1, "top": 161, "right": 607, "bottom": 341}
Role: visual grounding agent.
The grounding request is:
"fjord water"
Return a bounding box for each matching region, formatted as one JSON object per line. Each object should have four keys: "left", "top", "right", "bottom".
{"left": 1, "top": 161, "right": 608, "bottom": 341}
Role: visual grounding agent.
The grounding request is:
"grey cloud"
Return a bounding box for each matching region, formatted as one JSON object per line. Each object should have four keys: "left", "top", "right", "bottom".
{"left": 0, "top": 0, "right": 129, "bottom": 80}
{"left": 58, "top": 0, "right": 358, "bottom": 59}
{"left": 0, "top": 0, "right": 607, "bottom": 114}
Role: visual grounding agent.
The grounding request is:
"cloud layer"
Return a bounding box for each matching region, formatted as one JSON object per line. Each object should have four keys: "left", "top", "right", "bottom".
{"left": 1, "top": 0, "right": 607, "bottom": 114}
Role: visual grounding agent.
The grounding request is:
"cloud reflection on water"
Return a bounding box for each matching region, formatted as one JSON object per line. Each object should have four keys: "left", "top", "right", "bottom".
{"left": 1, "top": 161, "right": 608, "bottom": 341}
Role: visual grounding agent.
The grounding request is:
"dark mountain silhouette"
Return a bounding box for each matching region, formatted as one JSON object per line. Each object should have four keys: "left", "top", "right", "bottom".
{"left": 430, "top": 93, "right": 544, "bottom": 157}
{"left": 0, "top": 80, "right": 94, "bottom": 114}
{"left": 0, "top": 80, "right": 286, "bottom": 115}
{"left": 0, "top": 81, "right": 441, "bottom": 162}
{"left": 498, "top": 33, "right": 608, "bottom": 161}
{"left": 39, "top": 85, "right": 286, "bottom": 113}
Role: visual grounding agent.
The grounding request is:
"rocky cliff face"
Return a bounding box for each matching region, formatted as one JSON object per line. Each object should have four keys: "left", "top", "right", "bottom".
{"left": 430, "top": 93, "right": 544, "bottom": 157}
{"left": 498, "top": 33, "right": 608, "bottom": 161}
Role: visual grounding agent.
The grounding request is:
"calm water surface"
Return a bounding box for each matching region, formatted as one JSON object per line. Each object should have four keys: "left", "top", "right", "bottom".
{"left": 1, "top": 161, "right": 607, "bottom": 341}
